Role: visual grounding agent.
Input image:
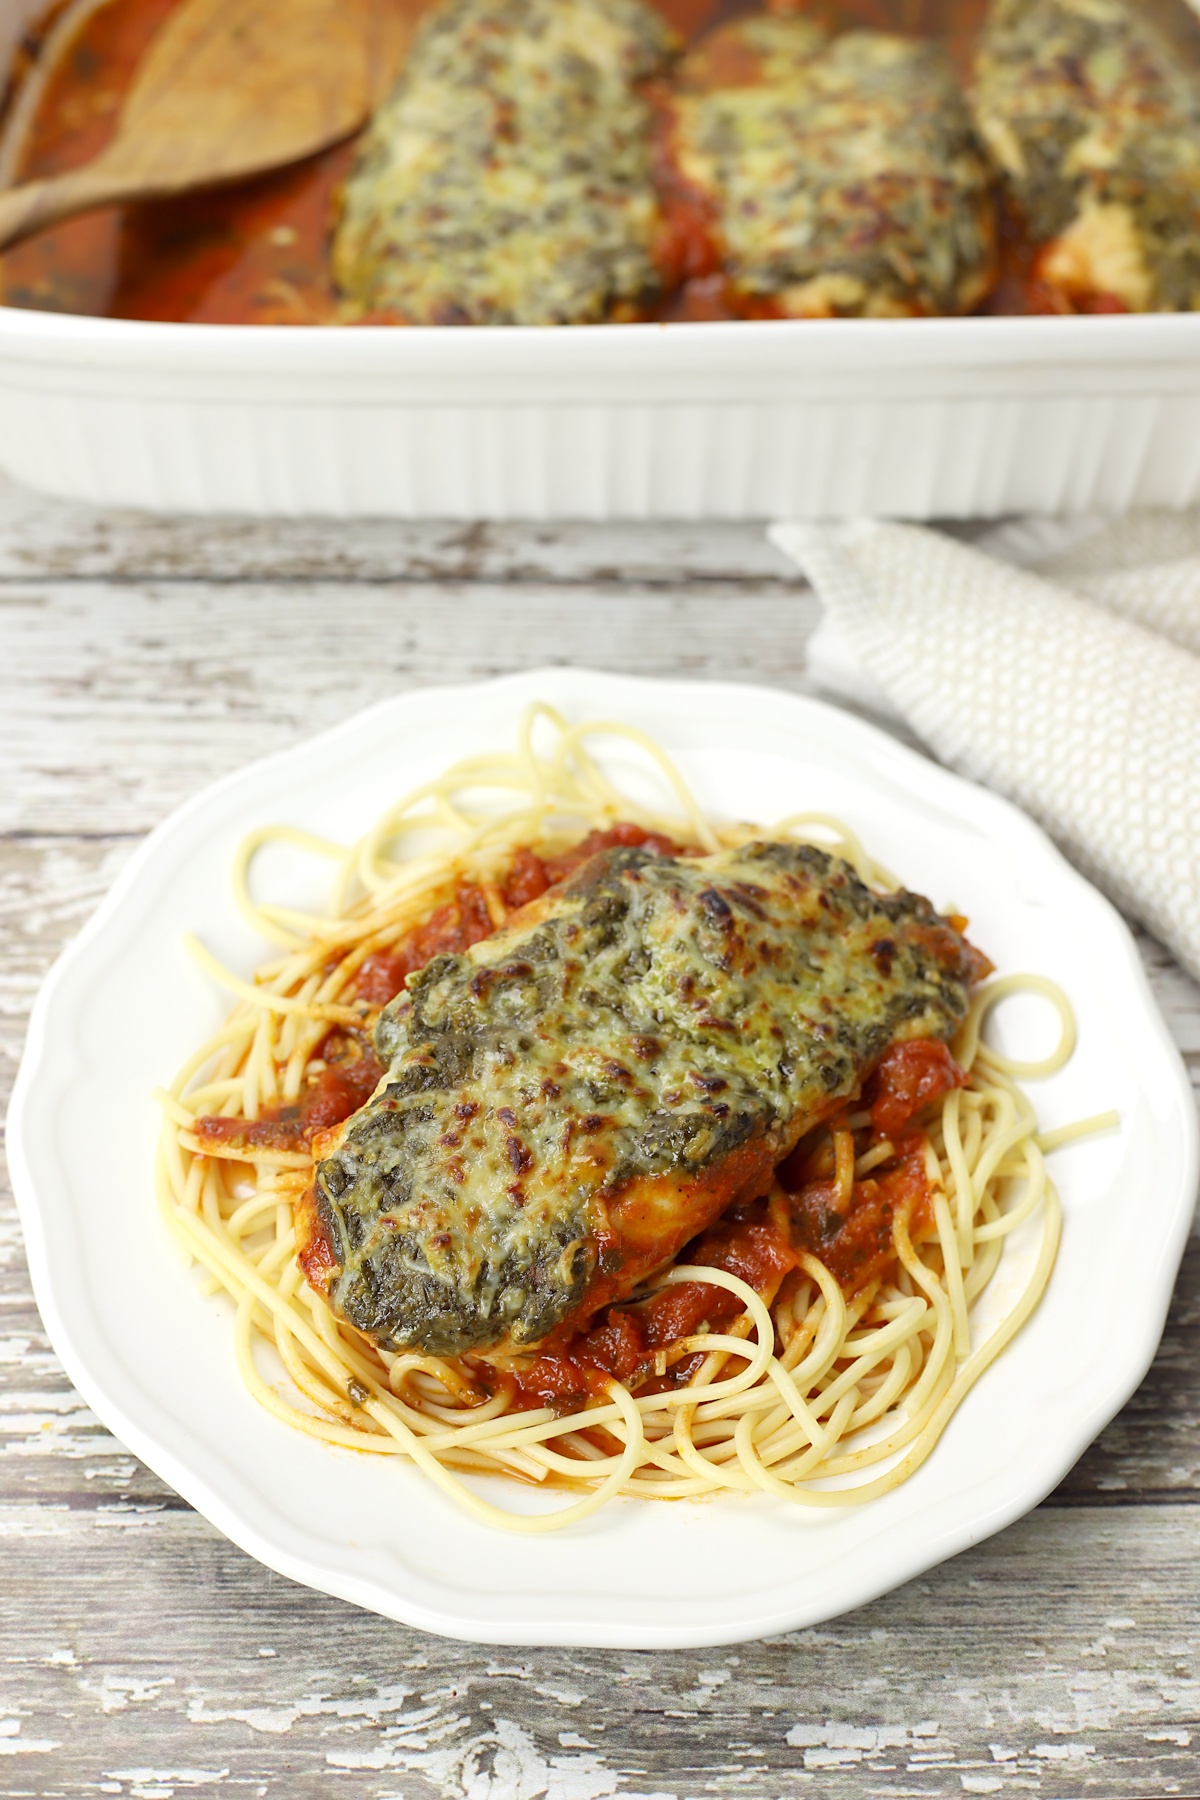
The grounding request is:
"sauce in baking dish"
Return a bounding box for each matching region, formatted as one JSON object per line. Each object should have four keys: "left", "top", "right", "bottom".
{"left": 0, "top": 0, "right": 1197, "bottom": 323}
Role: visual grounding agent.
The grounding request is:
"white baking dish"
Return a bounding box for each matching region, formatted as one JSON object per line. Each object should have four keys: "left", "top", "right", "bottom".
{"left": 3, "top": 0, "right": 1200, "bottom": 519}
{"left": 3, "top": 306, "right": 1200, "bottom": 519}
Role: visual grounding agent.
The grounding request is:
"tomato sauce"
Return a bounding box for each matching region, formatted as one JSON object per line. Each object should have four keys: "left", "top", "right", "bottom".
{"left": 503, "top": 1200, "right": 797, "bottom": 1412}
{"left": 867, "top": 1036, "right": 967, "bottom": 1139}
{"left": 1, "top": 0, "right": 1029, "bottom": 323}
{"left": 193, "top": 1028, "right": 385, "bottom": 1156}
{"left": 785, "top": 1147, "right": 932, "bottom": 1291}
{"left": 775, "top": 1034, "right": 964, "bottom": 1291}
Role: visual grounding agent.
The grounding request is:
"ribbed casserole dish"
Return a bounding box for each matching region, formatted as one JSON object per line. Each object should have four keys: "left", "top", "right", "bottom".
{"left": 1, "top": 0, "right": 1199, "bottom": 520}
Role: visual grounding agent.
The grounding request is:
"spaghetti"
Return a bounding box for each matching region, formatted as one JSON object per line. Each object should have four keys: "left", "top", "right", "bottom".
{"left": 155, "top": 706, "right": 1108, "bottom": 1532}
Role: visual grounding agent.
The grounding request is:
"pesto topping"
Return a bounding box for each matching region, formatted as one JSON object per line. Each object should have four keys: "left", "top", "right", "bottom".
{"left": 332, "top": 0, "right": 676, "bottom": 325}
{"left": 670, "top": 18, "right": 996, "bottom": 318}
{"left": 315, "top": 842, "right": 980, "bottom": 1356}
{"left": 974, "top": 0, "right": 1200, "bottom": 310}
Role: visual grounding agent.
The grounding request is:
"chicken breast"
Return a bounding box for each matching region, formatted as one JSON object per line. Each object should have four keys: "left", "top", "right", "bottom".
{"left": 973, "top": 0, "right": 1200, "bottom": 312}
{"left": 302, "top": 841, "right": 986, "bottom": 1358}
{"left": 660, "top": 16, "right": 996, "bottom": 319}
{"left": 331, "top": 0, "right": 677, "bottom": 325}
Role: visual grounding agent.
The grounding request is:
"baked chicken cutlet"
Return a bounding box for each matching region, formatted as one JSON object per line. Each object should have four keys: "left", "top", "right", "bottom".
{"left": 300, "top": 841, "right": 988, "bottom": 1358}
{"left": 332, "top": 0, "right": 677, "bottom": 325}
{"left": 974, "top": 0, "right": 1200, "bottom": 312}
{"left": 659, "top": 15, "right": 996, "bottom": 319}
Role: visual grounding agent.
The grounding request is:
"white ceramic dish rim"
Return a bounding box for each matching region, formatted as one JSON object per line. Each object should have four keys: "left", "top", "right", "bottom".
{"left": 2, "top": 302, "right": 1200, "bottom": 397}
{"left": 7, "top": 669, "right": 1198, "bottom": 1648}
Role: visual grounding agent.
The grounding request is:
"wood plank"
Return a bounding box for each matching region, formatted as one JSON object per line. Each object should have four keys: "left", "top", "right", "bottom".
{"left": 0, "top": 476, "right": 797, "bottom": 586}
{"left": 0, "top": 1502, "right": 1195, "bottom": 1795}
{"left": 0, "top": 579, "right": 825, "bottom": 835}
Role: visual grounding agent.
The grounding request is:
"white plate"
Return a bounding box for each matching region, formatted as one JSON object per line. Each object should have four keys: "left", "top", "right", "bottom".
{"left": 8, "top": 670, "right": 1197, "bottom": 1648}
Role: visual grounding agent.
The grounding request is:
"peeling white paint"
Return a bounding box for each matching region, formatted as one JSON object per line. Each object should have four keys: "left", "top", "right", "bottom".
{"left": 787, "top": 1724, "right": 910, "bottom": 1753}
{"left": 0, "top": 1388, "right": 99, "bottom": 1416}
{"left": 803, "top": 1747, "right": 867, "bottom": 1769}
{"left": 106, "top": 1769, "right": 229, "bottom": 1798}
{"left": 91, "top": 1509, "right": 173, "bottom": 1534}
{"left": 326, "top": 1711, "right": 673, "bottom": 1800}
{"left": 0, "top": 1716, "right": 60, "bottom": 1755}
{"left": 85, "top": 1461, "right": 140, "bottom": 1482}
{"left": 187, "top": 1681, "right": 417, "bottom": 1737}
{"left": 1045, "top": 1658, "right": 1200, "bottom": 1738}
{"left": 533, "top": 1686, "right": 585, "bottom": 1708}
{"left": 83, "top": 1672, "right": 176, "bottom": 1713}
{"left": 0, "top": 1389, "right": 118, "bottom": 1460}
{"left": 0, "top": 1512, "right": 70, "bottom": 1538}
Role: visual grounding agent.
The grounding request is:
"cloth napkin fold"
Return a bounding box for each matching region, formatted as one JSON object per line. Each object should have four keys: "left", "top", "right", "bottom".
{"left": 770, "top": 516, "right": 1200, "bottom": 984}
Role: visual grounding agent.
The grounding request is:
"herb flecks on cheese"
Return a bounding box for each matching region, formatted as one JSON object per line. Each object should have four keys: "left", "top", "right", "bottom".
{"left": 667, "top": 17, "right": 996, "bottom": 318}
{"left": 332, "top": 0, "right": 676, "bottom": 325}
{"left": 313, "top": 842, "right": 983, "bottom": 1357}
{"left": 974, "top": 0, "right": 1200, "bottom": 312}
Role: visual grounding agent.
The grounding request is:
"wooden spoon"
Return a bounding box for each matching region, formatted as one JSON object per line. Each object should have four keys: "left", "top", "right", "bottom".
{"left": 0, "top": 0, "right": 414, "bottom": 253}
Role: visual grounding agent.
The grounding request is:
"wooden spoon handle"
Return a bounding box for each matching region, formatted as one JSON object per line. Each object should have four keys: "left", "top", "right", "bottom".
{"left": 0, "top": 163, "right": 130, "bottom": 253}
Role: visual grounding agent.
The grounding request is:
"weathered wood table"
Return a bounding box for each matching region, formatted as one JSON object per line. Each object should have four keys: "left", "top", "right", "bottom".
{"left": 1, "top": 476, "right": 1197, "bottom": 1799}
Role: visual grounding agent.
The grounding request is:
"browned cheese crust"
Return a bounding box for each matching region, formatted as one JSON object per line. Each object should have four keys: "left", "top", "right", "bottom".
{"left": 302, "top": 841, "right": 986, "bottom": 1358}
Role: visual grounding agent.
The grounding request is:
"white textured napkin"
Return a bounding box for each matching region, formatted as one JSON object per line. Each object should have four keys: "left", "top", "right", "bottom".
{"left": 770, "top": 516, "right": 1200, "bottom": 983}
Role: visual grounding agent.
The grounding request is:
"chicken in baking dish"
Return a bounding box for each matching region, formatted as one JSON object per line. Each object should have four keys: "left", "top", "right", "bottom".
{"left": 300, "top": 840, "right": 988, "bottom": 1357}
{"left": 657, "top": 14, "right": 997, "bottom": 319}
{"left": 973, "top": 0, "right": 1200, "bottom": 312}
{"left": 331, "top": 0, "right": 677, "bottom": 325}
